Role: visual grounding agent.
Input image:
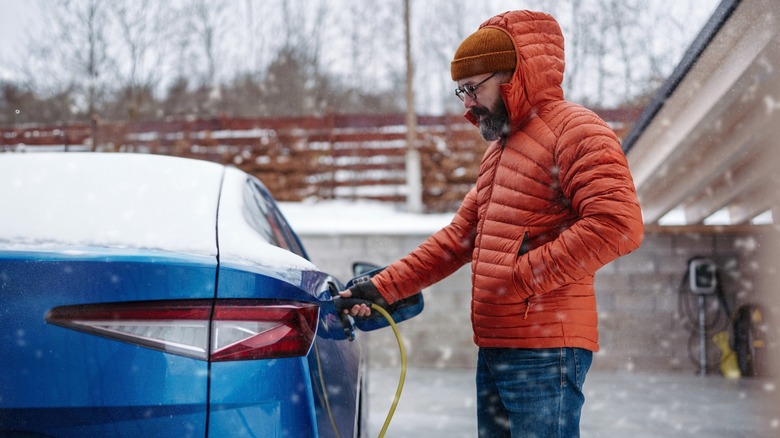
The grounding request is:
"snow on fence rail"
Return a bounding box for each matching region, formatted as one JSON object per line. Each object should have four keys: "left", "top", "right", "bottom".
{"left": 0, "top": 110, "right": 639, "bottom": 212}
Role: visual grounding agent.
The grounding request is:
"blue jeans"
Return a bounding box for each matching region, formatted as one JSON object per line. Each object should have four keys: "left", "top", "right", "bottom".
{"left": 476, "top": 347, "right": 593, "bottom": 438}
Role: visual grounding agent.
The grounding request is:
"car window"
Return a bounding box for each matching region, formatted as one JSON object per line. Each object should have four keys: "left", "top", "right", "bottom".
{"left": 242, "top": 177, "right": 306, "bottom": 258}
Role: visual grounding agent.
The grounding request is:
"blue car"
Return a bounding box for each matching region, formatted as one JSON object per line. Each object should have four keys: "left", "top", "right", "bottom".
{"left": 0, "top": 152, "right": 422, "bottom": 437}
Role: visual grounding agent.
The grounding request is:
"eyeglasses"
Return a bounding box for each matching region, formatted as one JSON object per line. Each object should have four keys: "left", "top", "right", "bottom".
{"left": 455, "top": 72, "right": 498, "bottom": 101}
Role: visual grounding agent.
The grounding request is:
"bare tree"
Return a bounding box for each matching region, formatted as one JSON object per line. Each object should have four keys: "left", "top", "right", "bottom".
{"left": 412, "top": 0, "right": 717, "bottom": 111}
{"left": 17, "top": 0, "right": 112, "bottom": 125}
{"left": 109, "top": 0, "right": 174, "bottom": 119}
{"left": 4, "top": 0, "right": 720, "bottom": 124}
{"left": 344, "top": 1, "right": 372, "bottom": 97}
{"left": 607, "top": 1, "right": 639, "bottom": 99}
{"left": 186, "top": 0, "right": 231, "bottom": 87}
{"left": 0, "top": 81, "right": 74, "bottom": 126}
{"left": 563, "top": 1, "right": 587, "bottom": 100}
{"left": 416, "top": 0, "right": 471, "bottom": 114}
{"left": 261, "top": 0, "right": 334, "bottom": 115}
{"left": 71, "top": 0, "right": 109, "bottom": 121}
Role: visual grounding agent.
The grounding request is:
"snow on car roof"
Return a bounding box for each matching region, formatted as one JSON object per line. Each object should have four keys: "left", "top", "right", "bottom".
{"left": 218, "top": 167, "right": 316, "bottom": 271}
{"left": 0, "top": 152, "right": 223, "bottom": 256}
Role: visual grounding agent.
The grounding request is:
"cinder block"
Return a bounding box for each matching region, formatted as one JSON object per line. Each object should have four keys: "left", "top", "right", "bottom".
{"left": 716, "top": 233, "right": 760, "bottom": 255}
{"left": 594, "top": 273, "right": 630, "bottom": 292}
{"left": 656, "top": 253, "right": 695, "bottom": 274}
{"left": 628, "top": 273, "right": 676, "bottom": 295}
{"left": 615, "top": 253, "right": 657, "bottom": 274}
{"left": 596, "top": 292, "right": 616, "bottom": 313}
{"left": 613, "top": 290, "right": 656, "bottom": 312}
{"left": 636, "top": 232, "right": 674, "bottom": 255}
{"left": 672, "top": 233, "right": 715, "bottom": 255}
{"left": 360, "top": 235, "right": 414, "bottom": 265}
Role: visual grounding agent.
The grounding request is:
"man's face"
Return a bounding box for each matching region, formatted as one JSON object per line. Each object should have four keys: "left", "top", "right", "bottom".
{"left": 457, "top": 72, "right": 510, "bottom": 141}
{"left": 470, "top": 96, "right": 510, "bottom": 142}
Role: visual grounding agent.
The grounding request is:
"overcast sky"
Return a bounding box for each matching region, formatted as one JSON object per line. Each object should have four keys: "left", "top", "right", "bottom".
{"left": 0, "top": 1, "right": 38, "bottom": 79}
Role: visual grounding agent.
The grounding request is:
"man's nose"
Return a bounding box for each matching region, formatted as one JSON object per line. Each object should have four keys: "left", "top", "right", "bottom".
{"left": 463, "top": 94, "right": 478, "bottom": 109}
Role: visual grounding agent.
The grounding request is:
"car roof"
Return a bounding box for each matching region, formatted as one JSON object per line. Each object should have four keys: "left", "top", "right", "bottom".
{"left": 218, "top": 166, "right": 316, "bottom": 271}
{"left": 0, "top": 152, "right": 224, "bottom": 256}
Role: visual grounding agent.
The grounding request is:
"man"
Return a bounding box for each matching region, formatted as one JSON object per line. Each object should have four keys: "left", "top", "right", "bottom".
{"left": 341, "top": 10, "right": 643, "bottom": 437}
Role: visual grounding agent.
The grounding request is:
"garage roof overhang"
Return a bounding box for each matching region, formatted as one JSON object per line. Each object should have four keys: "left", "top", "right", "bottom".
{"left": 622, "top": 0, "right": 780, "bottom": 231}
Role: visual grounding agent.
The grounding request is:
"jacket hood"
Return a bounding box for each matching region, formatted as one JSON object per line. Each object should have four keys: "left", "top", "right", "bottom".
{"left": 464, "top": 10, "right": 566, "bottom": 131}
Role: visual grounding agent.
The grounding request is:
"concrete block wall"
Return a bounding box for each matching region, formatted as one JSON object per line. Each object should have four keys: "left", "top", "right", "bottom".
{"left": 594, "top": 230, "right": 762, "bottom": 373}
{"left": 299, "top": 229, "right": 765, "bottom": 373}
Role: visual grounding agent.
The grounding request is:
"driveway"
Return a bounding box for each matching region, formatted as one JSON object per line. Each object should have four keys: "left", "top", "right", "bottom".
{"left": 368, "top": 367, "right": 779, "bottom": 437}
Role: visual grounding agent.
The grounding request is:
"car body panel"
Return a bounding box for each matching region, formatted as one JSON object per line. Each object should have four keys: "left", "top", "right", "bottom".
{"left": 0, "top": 152, "right": 365, "bottom": 437}
{"left": 213, "top": 168, "right": 361, "bottom": 437}
{"left": 208, "top": 358, "right": 317, "bottom": 437}
{"left": 0, "top": 249, "right": 214, "bottom": 436}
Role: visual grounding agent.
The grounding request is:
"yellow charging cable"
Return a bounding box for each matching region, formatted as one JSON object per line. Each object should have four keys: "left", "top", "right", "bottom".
{"left": 370, "top": 303, "right": 407, "bottom": 438}
{"left": 314, "top": 340, "right": 343, "bottom": 438}
{"left": 316, "top": 303, "right": 407, "bottom": 438}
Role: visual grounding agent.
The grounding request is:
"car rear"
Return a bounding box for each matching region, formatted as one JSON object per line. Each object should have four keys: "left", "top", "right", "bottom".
{"left": 0, "top": 153, "right": 360, "bottom": 437}
{"left": 0, "top": 249, "right": 218, "bottom": 436}
{"left": 0, "top": 153, "right": 223, "bottom": 436}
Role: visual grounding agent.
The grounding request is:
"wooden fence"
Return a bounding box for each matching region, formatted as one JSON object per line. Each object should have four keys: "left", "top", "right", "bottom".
{"left": 0, "top": 110, "right": 639, "bottom": 212}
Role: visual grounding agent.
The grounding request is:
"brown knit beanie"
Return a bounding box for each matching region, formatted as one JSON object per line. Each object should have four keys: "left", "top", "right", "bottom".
{"left": 451, "top": 27, "right": 516, "bottom": 81}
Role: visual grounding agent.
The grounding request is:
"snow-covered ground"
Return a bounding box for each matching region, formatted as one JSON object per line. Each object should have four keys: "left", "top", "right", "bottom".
{"left": 369, "top": 367, "right": 780, "bottom": 438}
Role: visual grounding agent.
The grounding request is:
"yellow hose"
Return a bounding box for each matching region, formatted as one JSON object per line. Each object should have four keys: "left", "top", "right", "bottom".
{"left": 371, "top": 303, "right": 407, "bottom": 438}
{"left": 314, "top": 340, "right": 342, "bottom": 438}
{"left": 318, "top": 302, "right": 407, "bottom": 438}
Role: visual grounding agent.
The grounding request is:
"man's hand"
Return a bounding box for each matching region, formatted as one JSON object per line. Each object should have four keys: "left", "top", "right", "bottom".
{"left": 338, "top": 289, "right": 373, "bottom": 317}
{"left": 337, "top": 280, "right": 389, "bottom": 318}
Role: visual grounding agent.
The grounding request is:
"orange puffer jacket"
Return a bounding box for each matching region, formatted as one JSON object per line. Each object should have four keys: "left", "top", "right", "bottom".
{"left": 369, "top": 10, "right": 643, "bottom": 352}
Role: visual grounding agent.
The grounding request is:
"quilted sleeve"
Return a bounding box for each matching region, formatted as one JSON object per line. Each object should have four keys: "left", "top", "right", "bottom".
{"left": 514, "top": 109, "right": 644, "bottom": 296}
{"left": 371, "top": 187, "right": 479, "bottom": 303}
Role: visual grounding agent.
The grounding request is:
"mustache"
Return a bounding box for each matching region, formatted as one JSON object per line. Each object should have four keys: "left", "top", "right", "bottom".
{"left": 469, "top": 106, "right": 491, "bottom": 118}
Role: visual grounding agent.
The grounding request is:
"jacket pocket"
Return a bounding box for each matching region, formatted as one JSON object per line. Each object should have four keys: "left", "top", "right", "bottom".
{"left": 512, "top": 231, "right": 533, "bottom": 305}
{"left": 517, "top": 231, "right": 530, "bottom": 258}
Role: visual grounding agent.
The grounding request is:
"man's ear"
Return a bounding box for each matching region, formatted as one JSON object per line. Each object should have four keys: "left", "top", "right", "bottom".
{"left": 498, "top": 70, "right": 514, "bottom": 83}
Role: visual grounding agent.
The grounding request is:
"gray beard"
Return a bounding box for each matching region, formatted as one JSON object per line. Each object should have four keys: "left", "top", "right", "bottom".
{"left": 474, "top": 101, "right": 510, "bottom": 141}
{"left": 479, "top": 115, "right": 510, "bottom": 141}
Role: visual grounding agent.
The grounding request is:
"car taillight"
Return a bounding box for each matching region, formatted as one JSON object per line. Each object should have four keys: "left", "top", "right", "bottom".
{"left": 45, "top": 300, "right": 319, "bottom": 361}
{"left": 210, "top": 301, "right": 318, "bottom": 361}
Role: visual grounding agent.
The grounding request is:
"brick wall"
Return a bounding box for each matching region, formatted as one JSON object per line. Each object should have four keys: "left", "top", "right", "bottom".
{"left": 299, "top": 227, "right": 772, "bottom": 373}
